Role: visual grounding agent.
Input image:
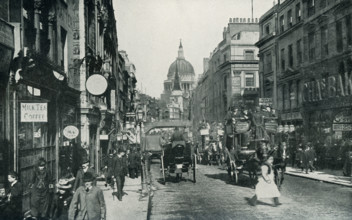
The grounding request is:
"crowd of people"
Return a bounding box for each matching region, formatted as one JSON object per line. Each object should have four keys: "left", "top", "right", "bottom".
{"left": 0, "top": 145, "right": 143, "bottom": 220}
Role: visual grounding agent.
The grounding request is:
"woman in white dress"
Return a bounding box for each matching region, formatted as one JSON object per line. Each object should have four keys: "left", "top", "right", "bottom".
{"left": 249, "top": 155, "right": 281, "bottom": 206}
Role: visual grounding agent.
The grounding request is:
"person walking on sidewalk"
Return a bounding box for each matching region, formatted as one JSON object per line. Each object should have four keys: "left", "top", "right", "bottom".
{"left": 68, "top": 172, "right": 106, "bottom": 220}
{"left": 104, "top": 150, "right": 116, "bottom": 187}
{"left": 112, "top": 149, "right": 127, "bottom": 201}
{"left": 128, "top": 148, "right": 140, "bottom": 179}
{"left": 249, "top": 156, "right": 281, "bottom": 207}
{"left": 73, "top": 160, "right": 96, "bottom": 193}
{"left": 0, "top": 171, "right": 23, "bottom": 220}
{"left": 49, "top": 178, "right": 73, "bottom": 220}
{"left": 301, "top": 142, "right": 316, "bottom": 174}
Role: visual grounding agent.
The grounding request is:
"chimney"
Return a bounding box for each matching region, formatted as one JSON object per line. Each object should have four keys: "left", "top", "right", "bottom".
{"left": 248, "top": 18, "right": 250, "bottom": 23}
{"left": 229, "top": 18, "right": 232, "bottom": 23}
{"left": 236, "top": 18, "right": 239, "bottom": 23}
{"left": 240, "top": 18, "right": 242, "bottom": 23}
{"left": 223, "top": 27, "right": 227, "bottom": 39}
{"left": 255, "top": 18, "right": 258, "bottom": 23}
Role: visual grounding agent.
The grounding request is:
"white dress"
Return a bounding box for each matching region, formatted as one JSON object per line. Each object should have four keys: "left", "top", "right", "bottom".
{"left": 255, "top": 165, "right": 281, "bottom": 199}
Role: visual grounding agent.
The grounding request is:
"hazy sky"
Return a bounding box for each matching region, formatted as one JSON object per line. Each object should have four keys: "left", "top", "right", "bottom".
{"left": 114, "top": 0, "right": 274, "bottom": 98}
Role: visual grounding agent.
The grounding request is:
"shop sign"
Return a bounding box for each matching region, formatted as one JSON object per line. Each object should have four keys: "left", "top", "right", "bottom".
{"left": 334, "top": 111, "right": 352, "bottom": 123}
{"left": 86, "top": 74, "right": 108, "bottom": 96}
{"left": 303, "top": 72, "right": 352, "bottom": 103}
{"left": 63, "top": 125, "right": 79, "bottom": 139}
{"left": 332, "top": 124, "right": 352, "bottom": 131}
{"left": 235, "top": 121, "right": 250, "bottom": 133}
{"left": 259, "top": 98, "right": 272, "bottom": 106}
{"left": 21, "top": 103, "right": 47, "bottom": 122}
{"left": 265, "top": 121, "right": 278, "bottom": 133}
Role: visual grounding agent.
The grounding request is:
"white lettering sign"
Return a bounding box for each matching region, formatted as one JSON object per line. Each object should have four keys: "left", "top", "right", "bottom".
{"left": 21, "top": 103, "right": 47, "bottom": 122}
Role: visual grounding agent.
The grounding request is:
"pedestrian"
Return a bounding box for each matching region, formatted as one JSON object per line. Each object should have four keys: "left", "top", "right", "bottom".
{"left": 49, "top": 179, "right": 73, "bottom": 220}
{"left": 68, "top": 172, "right": 106, "bottom": 220}
{"left": 288, "top": 142, "right": 297, "bottom": 167}
{"left": 29, "top": 158, "right": 53, "bottom": 219}
{"left": 249, "top": 156, "right": 281, "bottom": 207}
{"left": 104, "top": 150, "right": 115, "bottom": 187}
{"left": 301, "top": 142, "right": 316, "bottom": 174}
{"left": 73, "top": 160, "right": 96, "bottom": 193}
{"left": 273, "top": 142, "right": 288, "bottom": 172}
{"left": 0, "top": 171, "right": 23, "bottom": 220}
{"left": 112, "top": 148, "right": 127, "bottom": 201}
{"left": 128, "top": 148, "right": 140, "bottom": 179}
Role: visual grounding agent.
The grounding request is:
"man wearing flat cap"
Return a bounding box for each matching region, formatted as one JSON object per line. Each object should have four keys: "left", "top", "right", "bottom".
{"left": 69, "top": 172, "right": 106, "bottom": 220}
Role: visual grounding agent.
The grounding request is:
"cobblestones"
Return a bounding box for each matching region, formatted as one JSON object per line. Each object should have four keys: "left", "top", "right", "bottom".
{"left": 149, "top": 163, "right": 352, "bottom": 220}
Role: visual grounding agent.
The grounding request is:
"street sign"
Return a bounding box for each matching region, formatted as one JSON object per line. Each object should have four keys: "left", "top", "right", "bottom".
{"left": 200, "top": 129, "right": 209, "bottom": 135}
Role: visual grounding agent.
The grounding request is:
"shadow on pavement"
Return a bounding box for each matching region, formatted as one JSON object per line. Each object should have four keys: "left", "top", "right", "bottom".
{"left": 204, "top": 173, "right": 254, "bottom": 188}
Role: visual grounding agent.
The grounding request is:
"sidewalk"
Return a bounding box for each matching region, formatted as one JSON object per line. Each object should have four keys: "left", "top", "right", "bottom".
{"left": 97, "top": 176, "right": 149, "bottom": 220}
{"left": 285, "top": 166, "right": 352, "bottom": 187}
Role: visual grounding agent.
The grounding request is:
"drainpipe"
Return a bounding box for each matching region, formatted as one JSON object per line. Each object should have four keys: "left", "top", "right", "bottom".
{"left": 34, "top": 0, "right": 42, "bottom": 53}
{"left": 55, "top": 91, "right": 62, "bottom": 182}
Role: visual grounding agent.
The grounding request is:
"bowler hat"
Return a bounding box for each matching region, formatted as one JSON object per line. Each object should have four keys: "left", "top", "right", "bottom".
{"left": 118, "top": 148, "right": 125, "bottom": 154}
{"left": 81, "top": 159, "right": 90, "bottom": 165}
{"left": 83, "top": 172, "right": 95, "bottom": 182}
{"left": 38, "top": 160, "right": 46, "bottom": 167}
{"left": 56, "top": 179, "right": 72, "bottom": 189}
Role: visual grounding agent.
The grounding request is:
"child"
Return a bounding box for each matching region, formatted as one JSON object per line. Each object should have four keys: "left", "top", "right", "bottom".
{"left": 49, "top": 178, "right": 73, "bottom": 220}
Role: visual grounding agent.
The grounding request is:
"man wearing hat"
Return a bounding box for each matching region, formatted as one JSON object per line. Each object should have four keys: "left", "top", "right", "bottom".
{"left": 49, "top": 178, "right": 72, "bottom": 220}
{"left": 68, "top": 172, "right": 106, "bottom": 220}
{"left": 0, "top": 171, "right": 23, "bottom": 220}
{"left": 104, "top": 149, "right": 116, "bottom": 187}
{"left": 112, "top": 148, "right": 127, "bottom": 201}
{"left": 73, "top": 160, "right": 96, "bottom": 193}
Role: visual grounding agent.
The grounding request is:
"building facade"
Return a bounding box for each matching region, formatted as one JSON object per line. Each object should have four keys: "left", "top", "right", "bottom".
{"left": 257, "top": 0, "right": 352, "bottom": 145}
{"left": 192, "top": 17, "right": 260, "bottom": 137}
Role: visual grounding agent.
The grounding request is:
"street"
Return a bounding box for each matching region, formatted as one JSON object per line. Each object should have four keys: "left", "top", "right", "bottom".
{"left": 148, "top": 160, "right": 352, "bottom": 220}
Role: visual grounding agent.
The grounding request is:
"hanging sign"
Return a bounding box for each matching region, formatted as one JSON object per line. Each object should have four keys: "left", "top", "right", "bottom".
{"left": 200, "top": 129, "right": 209, "bottom": 135}
{"left": 63, "top": 125, "right": 79, "bottom": 139}
{"left": 21, "top": 103, "right": 47, "bottom": 122}
{"left": 234, "top": 121, "right": 250, "bottom": 133}
{"left": 86, "top": 74, "right": 108, "bottom": 95}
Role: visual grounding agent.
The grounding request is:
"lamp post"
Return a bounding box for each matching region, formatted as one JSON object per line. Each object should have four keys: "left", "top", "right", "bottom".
{"left": 136, "top": 108, "right": 148, "bottom": 197}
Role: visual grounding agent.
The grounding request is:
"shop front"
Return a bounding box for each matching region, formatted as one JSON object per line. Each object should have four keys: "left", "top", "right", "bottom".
{"left": 0, "top": 19, "right": 14, "bottom": 189}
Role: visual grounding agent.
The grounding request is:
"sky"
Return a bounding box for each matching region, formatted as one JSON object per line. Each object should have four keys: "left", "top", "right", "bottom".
{"left": 114, "top": 0, "right": 275, "bottom": 98}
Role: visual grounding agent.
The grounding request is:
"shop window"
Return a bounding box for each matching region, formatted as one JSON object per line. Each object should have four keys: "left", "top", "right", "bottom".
{"left": 288, "top": 44, "right": 293, "bottom": 67}
{"left": 296, "top": 39, "right": 302, "bottom": 64}
{"left": 308, "top": 32, "right": 316, "bottom": 61}
{"left": 296, "top": 3, "right": 301, "bottom": 23}
{"left": 244, "top": 50, "right": 254, "bottom": 60}
{"left": 321, "top": 25, "right": 329, "bottom": 58}
{"left": 245, "top": 73, "right": 255, "bottom": 87}
{"left": 336, "top": 20, "right": 343, "bottom": 52}
{"left": 287, "top": 10, "right": 293, "bottom": 28}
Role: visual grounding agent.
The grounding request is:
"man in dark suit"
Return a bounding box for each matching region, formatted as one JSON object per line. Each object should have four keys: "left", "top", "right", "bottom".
{"left": 112, "top": 149, "right": 127, "bottom": 201}
{"left": 128, "top": 148, "right": 140, "bottom": 179}
{"left": 73, "top": 160, "right": 96, "bottom": 193}
{"left": 1, "top": 171, "right": 23, "bottom": 220}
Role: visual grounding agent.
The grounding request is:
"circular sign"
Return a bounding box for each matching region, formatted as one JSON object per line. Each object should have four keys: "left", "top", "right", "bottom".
{"left": 63, "top": 126, "right": 79, "bottom": 139}
{"left": 86, "top": 74, "right": 108, "bottom": 96}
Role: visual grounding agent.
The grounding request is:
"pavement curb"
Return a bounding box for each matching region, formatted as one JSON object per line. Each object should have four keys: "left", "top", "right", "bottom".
{"left": 284, "top": 170, "right": 352, "bottom": 187}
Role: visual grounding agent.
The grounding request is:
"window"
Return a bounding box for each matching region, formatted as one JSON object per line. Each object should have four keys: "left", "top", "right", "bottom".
{"left": 60, "top": 27, "right": 67, "bottom": 71}
{"left": 296, "top": 39, "right": 302, "bottom": 64}
{"left": 288, "top": 44, "right": 293, "bottom": 67}
{"left": 287, "top": 10, "right": 293, "bottom": 28}
{"left": 308, "top": 32, "right": 316, "bottom": 61}
{"left": 346, "top": 15, "right": 352, "bottom": 46}
{"left": 308, "top": 0, "right": 315, "bottom": 17}
{"left": 281, "top": 48, "right": 285, "bottom": 71}
{"left": 245, "top": 73, "right": 255, "bottom": 87}
{"left": 296, "top": 3, "right": 301, "bottom": 23}
{"left": 336, "top": 20, "right": 343, "bottom": 52}
{"left": 224, "top": 75, "right": 227, "bottom": 90}
{"left": 280, "top": 15, "right": 285, "bottom": 33}
{"left": 244, "top": 50, "right": 254, "bottom": 60}
{"left": 321, "top": 25, "right": 329, "bottom": 58}
{"left": 265, "top": 52, "right": 272, "bottom": 72}
{"left": 223, "top": 54, "right": 227, "bottom": 62}
{"left": 265, "top": 24, "right": 270, "bottom": 35}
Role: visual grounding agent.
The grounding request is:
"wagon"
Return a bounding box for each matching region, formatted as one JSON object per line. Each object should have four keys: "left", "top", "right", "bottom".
{"left": 144, "top": 120, "right": 196, "bottom": 184}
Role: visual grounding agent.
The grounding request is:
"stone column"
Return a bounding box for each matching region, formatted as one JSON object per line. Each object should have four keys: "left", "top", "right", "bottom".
{"left": 34, "top": 0, "right": 42, "bottom": 53}
{"left": 48, "top": 11, "right": 56, "bottom": 60}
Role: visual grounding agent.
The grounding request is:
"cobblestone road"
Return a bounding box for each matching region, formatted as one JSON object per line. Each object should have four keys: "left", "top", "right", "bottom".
{"left": 148, "top": 162, "right": 352, "bottom": 220}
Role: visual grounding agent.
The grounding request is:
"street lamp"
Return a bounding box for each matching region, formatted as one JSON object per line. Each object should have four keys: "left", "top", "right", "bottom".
{"left": 136, "top": 107, "right": 148, "bottom": 197}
